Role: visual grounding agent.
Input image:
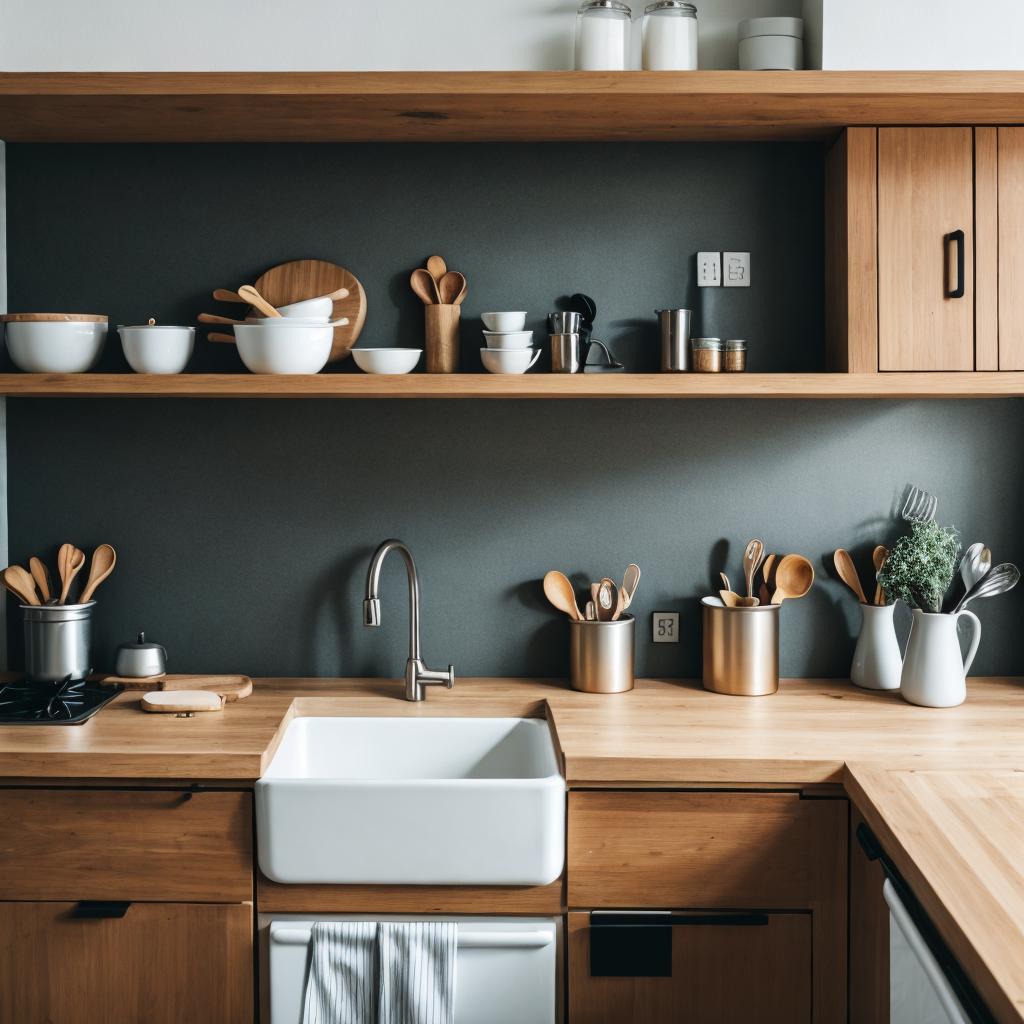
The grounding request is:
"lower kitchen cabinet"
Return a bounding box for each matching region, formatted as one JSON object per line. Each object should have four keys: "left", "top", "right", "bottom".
{"left": 568, "top": 911, "right": 812, "bottom": 1023}
{"left": 0, "top": 900, "right": 254, "bottom": 1024}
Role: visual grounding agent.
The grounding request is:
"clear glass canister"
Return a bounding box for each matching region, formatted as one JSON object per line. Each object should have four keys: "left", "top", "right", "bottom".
{"left": 724, "top": 339, "right": 747, "bottom": 372}
{"left": 642, "top": 1, "right": 698, "bottom": 70}
{"left": 576, "top": 0, "right": 633, "bottom": 71}
{"left": 691, "top": 337, "right": 722, "bottom": 372}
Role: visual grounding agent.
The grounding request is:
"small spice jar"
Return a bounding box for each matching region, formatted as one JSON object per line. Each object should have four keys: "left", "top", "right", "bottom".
{"left": 642, "top": 1, "right": 698, "bottom": 71}
{"left": 723, "top": 339, "right": 747, "bottom": 372}
{"left": 691, "top": 337, "right": 722, "bottom": 372}
{"left": 576, "top": 0, "right": 633, "bottom": 71}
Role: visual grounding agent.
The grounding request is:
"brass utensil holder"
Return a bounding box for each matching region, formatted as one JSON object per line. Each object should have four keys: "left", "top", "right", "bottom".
{"left": 425, "top": 304, "right": 460, "bottom": 373}
{"left": 701, "top": 599, "right": 779, "bottom": 696}
{"left": 569, "top": 616, "right": 635, "bottom": 693}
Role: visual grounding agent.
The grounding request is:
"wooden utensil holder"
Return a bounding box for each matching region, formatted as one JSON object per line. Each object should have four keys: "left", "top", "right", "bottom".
{"left": 425, "top": 304, "right": 460, "bottom": 373}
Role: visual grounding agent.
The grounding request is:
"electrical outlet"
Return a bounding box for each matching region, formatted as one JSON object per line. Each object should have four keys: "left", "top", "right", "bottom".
{"left": 697, "top": 252, "right": 721, "bottom": 288}
{"left": 652, "top": 612, "right": 680, "bottom": 643}
{"left": 723, "top": 251, "right": 751, "bottom": 287}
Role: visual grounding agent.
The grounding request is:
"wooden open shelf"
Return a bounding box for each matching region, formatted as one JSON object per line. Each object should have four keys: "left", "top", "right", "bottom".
{"left": 3, "top": 373, "right": 1024, "bottom": 399}
{"left": 3, "top": 71, "right": 1024, "bottom": 143}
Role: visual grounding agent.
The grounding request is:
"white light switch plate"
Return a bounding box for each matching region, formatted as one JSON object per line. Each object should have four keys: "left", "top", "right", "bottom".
{"left": 652, "top": 612, "right": 680, "bottom": 643}
{"left": 723, "top": 251, "right": 751, "bottom": 287}
{"left": 697, "top": 252, "right": 721, "bottom": 287}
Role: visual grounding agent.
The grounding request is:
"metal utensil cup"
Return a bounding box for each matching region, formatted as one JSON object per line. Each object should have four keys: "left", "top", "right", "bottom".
{"left": 22, "top": 602, "right": 95, "bottom": 683}
{"left": 701, "top": 598, "right": 779, "bottom": 696}
{"left": 658, "top": 308, "right": 692, "bottom": 371}
{"left": 569, "top": 615, "right": 635, "bottom": 693}
{"left": 551, "top": 332, "right": 584, "bottom": 373}
{"left": 548, "top": 311, "right": 583, "bottom": 334}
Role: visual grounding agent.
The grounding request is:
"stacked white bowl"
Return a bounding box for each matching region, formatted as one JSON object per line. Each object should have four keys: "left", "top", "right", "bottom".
{"left": 480, "top": 312, "right": 540, "bottom": 374}
{"left": 234, "top": 296, "right": 345, "bottom": 374}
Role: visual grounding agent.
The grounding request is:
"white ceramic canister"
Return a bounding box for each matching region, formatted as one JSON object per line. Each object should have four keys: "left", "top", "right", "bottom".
{"left": 737, "top": 17, "right": 803, "bottom": 71}
{"left": 899, "top": 608, "right": 982, "bottom": 709}
{"left": 850, "top": 603, "right": 903, "bottom": 691}
{"left": 642, "top": 1, "right": 698, "bottom": 71}
{"left": 118, "top": 319, "right": 195, "bottom": 374}
{"left": 576, "top": 0, "right": 632, "bottom": 71}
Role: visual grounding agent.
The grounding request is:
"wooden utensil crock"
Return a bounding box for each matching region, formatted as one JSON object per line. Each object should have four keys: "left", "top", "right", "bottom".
{"left": 425, "top": 304, "right": 460, "bottom": 373}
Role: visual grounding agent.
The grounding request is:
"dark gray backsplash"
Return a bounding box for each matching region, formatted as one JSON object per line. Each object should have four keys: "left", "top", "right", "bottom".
{"left": 5, "top": 144, "right": 1024, "bottom": 678}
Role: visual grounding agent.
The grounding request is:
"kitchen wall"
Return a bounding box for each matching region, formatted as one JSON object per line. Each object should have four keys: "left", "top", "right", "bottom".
{"left": 5, "top": 141, "right": 1024, "bottom": 680}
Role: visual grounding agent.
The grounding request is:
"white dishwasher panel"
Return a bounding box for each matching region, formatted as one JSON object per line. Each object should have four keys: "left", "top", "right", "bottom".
{"left": 267, "top": 915, "right": 559, "bottom": 1024}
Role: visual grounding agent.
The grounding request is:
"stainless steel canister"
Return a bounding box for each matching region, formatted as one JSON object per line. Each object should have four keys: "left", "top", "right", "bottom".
{"left": 701, "top": 598, "right": 779, "bottom": 696}
{"left": 569, "top": 615, "right": 635, "bottom": 693}
{"left": 548, "top": 311, "right": 583, "bottom": 334}
{"left": 658, "top": 308, "right": 692, "bottom": 371}
{"left": 550, "top": 333, "right": 583, "bottom": 373}
{"left": 23, "top": 602, "right": 95, "bottom": 682}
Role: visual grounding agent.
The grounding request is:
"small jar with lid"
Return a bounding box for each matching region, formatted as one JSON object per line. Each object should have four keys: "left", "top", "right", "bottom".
{"left": 642, "top": 2, "right": 698, "bottom": 71}
{"left": 576, "top": 0, "right": 632, "bottom": 71}
{"left": 723, "top": 339, "right": 747, "bottom": 372}
{"left": 691, "top": 337, "right": 722, "bottom": 372}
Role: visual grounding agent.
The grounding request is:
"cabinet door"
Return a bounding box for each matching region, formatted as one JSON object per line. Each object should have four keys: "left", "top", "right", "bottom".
{"left": 568, "top": 911, "right": 812, "bottom": 1023}
{"left": 999, "top": 127, "right": 1024, "bottom": 369}
{"left": 0, "top": 901, "right": 253, "bottom": 1023}
{"left": 878, "top": 128, "right": 975, "bottom": 370}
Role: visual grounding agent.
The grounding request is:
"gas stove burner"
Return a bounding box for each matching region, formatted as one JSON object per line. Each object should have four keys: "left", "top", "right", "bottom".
{"left": 0, "top": 677, "right": 122, "bottom": 725}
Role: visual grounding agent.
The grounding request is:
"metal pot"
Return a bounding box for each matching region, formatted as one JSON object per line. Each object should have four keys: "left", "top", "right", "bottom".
{"left": 115, "top": 632, "right": 167, "bottom": 678}
{"left": 23, "top": 602, "right": 95, "bottom": 683}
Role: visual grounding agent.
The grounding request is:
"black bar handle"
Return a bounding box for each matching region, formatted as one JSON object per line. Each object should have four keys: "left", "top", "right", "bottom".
{"left": 945, "top": 229, "right": 966, "bottom": 299}
{"left": 71, "top": 901, "right": 131, "bottom": 919}
{"left": 591, "top": 911, "right": 770, "bottom": 928}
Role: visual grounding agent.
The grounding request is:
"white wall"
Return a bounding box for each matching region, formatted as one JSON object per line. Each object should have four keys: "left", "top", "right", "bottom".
{"left": 0, "top": 0, "right": 801, "bottom": 72}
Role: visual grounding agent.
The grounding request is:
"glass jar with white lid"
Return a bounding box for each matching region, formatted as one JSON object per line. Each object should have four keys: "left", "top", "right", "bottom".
{"left": 575, "top": 0, "right": 633, "bottom": 71}
{"left": 642, "top": 1, "right": 698, "bottom": 70}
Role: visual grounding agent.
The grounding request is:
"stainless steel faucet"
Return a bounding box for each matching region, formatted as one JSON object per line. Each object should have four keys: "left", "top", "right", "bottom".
{"left": 362, "top": 539, "right": 455, "bottom": 702}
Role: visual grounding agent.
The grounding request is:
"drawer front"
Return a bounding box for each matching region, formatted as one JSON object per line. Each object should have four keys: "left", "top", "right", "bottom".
{"left": 569, "top": 790, "right": 845, "bottom": 909}
{"left": 0, "top": 788, "right": 252, "bottom": 902}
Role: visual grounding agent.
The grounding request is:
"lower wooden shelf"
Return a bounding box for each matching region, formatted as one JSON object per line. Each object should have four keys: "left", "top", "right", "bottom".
{"left": 1, "top": 372, "right": 1023, "bottom": 399}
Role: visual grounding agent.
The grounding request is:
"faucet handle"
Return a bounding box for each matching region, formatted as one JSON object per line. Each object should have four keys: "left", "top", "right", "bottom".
{"left": 420, "top": 664, "right": 455, "bottom": 690}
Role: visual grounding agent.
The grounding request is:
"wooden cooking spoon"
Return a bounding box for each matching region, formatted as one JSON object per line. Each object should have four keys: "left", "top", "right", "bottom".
{"left": 79, "top": 544, "right": 117, "bottom": 604}
{"left": 596, "top": 578, "right": 617, "bottom": 621}
{"left": 57, "top": 543, "right": 86, "bottom": 604}
{"left": 743, "top": 539, "right": 765, "bottom": 599}
{"left": 772, "top": 554, "right": 815, "bottom": 604}
{"left": 29, "top": 556, "right": 52, "bottom": 602}
{"left": 718, "top": 589, "right": 740, "bottom": 608}
{"left": 759, "top": 553, "right": 777, "bottom": 605}
{"left": 3, "top": 565, "right": 40, "bottom": 605}
{"left": 426, "top": 255, "right": 447, "bottom": 285}
{"left": 543, "top": 571, "right": 583, "bottom": 622}
{"left": 410, "top": 268, "right": 441, "bottom": 305}
{"left": 833, "top": 548, "right": 867, "bottom": 604}
{"left": 212, "top": 288, "right": 245, "bottom": 304}
{"left": 872, "top": 545, "right": 889, "bottom": 605}
{"left": 207, "top": 333, "right": 237, "bottom": 344}
{"left": 198, "top": 313, "right": 247, "bottom": 326}
{"left": 237, "top": 284, "right": 281, "bottom": 319}
{"left": 616, "top": 563, "right": 641, "bottom": 616}
{"left": 438, "top": 270, "right": 468, "bottom": 306}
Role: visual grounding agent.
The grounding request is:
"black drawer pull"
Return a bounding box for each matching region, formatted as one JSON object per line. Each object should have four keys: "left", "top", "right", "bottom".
{"left": 945, "top": 228, "right": 966, "bottom": 299}
{"left": 71, "top": 901, "right": 131, "bottom": 919}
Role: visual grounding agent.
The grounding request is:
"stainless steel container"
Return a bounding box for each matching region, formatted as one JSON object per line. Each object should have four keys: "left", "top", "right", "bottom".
{"left": 23, "top": 602, "right": 95, "bottom": 683}
{"left": 701, "top": 598, "right": 779, "bottom": 696}
{"left": 548, "top": 311, "right": 583, "bottom": 334}
{"left": 115, "top": 631, "right": 167, "bottom": 678}
{"left": 658, "top": 308, "right": 692, "bottom": 371}
{"left": 569, "top": 615, "right": 635, "bottom": 693}
{"left": 550, "top": 332, "right": 583, "bottom": 373}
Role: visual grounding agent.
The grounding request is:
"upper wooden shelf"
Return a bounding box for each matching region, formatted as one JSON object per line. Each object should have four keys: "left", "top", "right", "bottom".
{"left": 3, "top": 373, "right": 1024, "bottom": 399}
{"left": 3, "top": 71, "right": 1024, "bottom": 142}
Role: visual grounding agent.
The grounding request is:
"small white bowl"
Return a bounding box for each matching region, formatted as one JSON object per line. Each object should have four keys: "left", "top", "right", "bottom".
{"left": 118, "top": 324, "right": 195, "bottom": 374}
{"left": 480, "top": 347, "right": 541, "bottom": 374}
{"left": 233, "top": 323, "right": 333, "bottom": 374}
{"left": 5, "top": 318, "right": 107, "bottom": 373}
{"left": 352, "top": 348, "right": 422, "bottom": 375}
{"left": 277, "top": 295, "right": 335, "bottom": 320}
{"left": 482, "top": 330, "right": 534, "bottom": 350}
{"left": 482, "top": 311, "right": 527, "bottom": 332}
{"left": 248, "top": 316, "right": 349, "bottom": 328}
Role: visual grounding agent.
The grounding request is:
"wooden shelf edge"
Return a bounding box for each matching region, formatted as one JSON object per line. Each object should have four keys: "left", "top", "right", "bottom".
{"left": 2, "top": 373, "right": 1023, "bottom": 399}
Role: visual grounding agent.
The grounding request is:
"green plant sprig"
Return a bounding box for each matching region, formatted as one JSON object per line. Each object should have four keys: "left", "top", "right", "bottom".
{"left": 877, "top": 520, "right": 960, "bottom": 613}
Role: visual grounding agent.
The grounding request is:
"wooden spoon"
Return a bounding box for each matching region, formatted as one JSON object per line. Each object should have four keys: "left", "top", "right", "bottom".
{"left": 596, "top": 578, "right": 617, "bottom": 621}
{"left": 872, "top": 545, "right": 889, "bottom": 605}
{"left": 79, "top": 544, "right": 117, "bottom": 604}
{"left": 617, "top": 563, "right": 641, "bottom": 615}
{"left": 237, "top": 284, "right": 281, "bottom": 319}
{"left": 772, "top": 554, "right": 815, "bottom": 604}
{"left": 438, "top": 270, "right": 467, "bottom": 306}
{"left": 833, "top": 548, "right": 867, "bottom": 604}
{"left": 57, "top": 543, "right": 86, "bottom": 604}
{"left": 207, "top": 332, "right": 237, "bottom": 344}
{"left": 542, "top": 571, "right": 582, "bottom": 621}
{"left": 719, "top": 589, "right": 740, "bottom": 608}
{"left": 426, "top": 255, "right": 447, "bottom": 285}
{"left": 410, "top": 268, "right": 441, "bottom": 305}
{"left": 198, "top": 313, "right": 247, "bottom": 326}
{"left": 212, "top": 288, "right": 245, "bottom": 304}
{"left": 3, "top": 565, "right": 40, "bottom": 605}
{"left": 743, "top": 539, "right": 765, "bottom": 599}
{"left": 719, "top": 571, "right": 733, "bottom": 593}
{"left": 29, "top": 556, "right": 52, "bottom": 602}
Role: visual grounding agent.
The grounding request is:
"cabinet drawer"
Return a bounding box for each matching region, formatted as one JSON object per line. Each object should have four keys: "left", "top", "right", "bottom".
{"left": 0, "top": 788, "right": 252, "bottom": 902}
{"left": 569, "top": 791, "right": 845, "bottom": 909}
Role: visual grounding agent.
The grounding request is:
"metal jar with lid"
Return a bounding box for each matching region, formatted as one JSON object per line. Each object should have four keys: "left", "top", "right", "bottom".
{"left": 115, "top": 631, "right": 167, "bottom": 678}
{"left": 691, "top": 337, "right": 723, "bottom": 373}
{"left": 576, "top": 0, "right": 632, "bottom": 71}
{"left": 723, "top": 339, "right": 747, "bottom": 372}
{"left": 642, "top": 1, "right": 698, "bottom": 70}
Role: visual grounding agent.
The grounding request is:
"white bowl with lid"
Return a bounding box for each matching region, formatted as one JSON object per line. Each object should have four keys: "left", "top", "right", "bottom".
{"left": 3, "top": 314, "right": 108, "bottom": 373}
{"left": 118, "top": 319, "right": 195, "bottom": 374}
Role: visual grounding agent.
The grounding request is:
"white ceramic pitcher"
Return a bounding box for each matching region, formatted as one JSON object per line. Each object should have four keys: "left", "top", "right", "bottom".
{"left": 899, "top": 608, "right": 982, "bottom": 708}
{"left": 851, "top": 603, "right": 902, "bottom": 691}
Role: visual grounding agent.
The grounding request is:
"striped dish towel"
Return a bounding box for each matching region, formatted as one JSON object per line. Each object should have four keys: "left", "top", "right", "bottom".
{"left": 302, "top": 921, "right": 457, "bottom": 1024}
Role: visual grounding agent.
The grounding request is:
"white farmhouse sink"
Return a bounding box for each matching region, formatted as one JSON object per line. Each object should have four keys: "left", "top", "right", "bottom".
{"left": 256, "top": 716, "right": 566, "bottom": 886}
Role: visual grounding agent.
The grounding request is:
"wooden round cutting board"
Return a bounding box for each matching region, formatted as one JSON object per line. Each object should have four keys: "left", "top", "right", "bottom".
{"left": 253, "top": 259, "right": 367, "bottom": 363}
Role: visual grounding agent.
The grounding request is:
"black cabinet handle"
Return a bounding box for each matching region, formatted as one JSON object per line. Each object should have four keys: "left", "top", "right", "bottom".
{"left": 945, "top": 229, "right": 966, "bottom": 299}
{"left": 71, "top": 901, "right": 131, "bottom": 919}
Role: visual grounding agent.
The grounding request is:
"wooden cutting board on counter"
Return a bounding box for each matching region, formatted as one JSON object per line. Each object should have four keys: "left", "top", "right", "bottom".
{"left": 92, "top": 674, "right": 253, "bottom": 701}
{"left": 254, "top": 259, "right": 367, "bottom": 362}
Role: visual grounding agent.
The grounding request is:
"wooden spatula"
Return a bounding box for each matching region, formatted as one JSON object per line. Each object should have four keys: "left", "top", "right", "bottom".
{"left": 237, "top": 284, "right": 281, "bottom": 319}
{"left": 79, "top": 544, "right": 116, "bottom": 603}
{"left": 28, "top": 557, "right": 52, "bottom": 602}
{"left": 57, "top": 544, "right": 86, "bottom": 603}
{"left": 3, "top": 565, "right": 40, "bottom": 605}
